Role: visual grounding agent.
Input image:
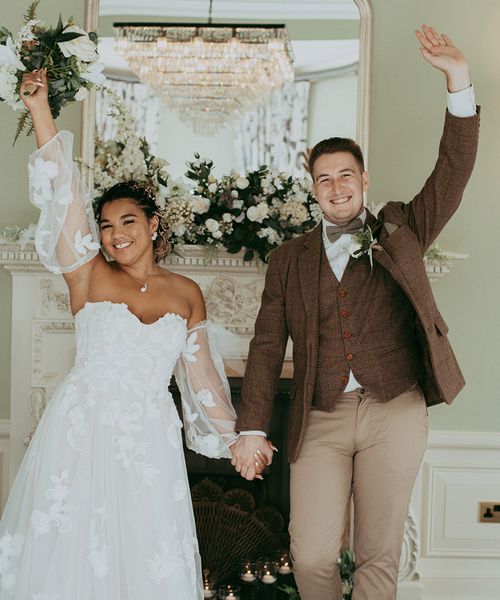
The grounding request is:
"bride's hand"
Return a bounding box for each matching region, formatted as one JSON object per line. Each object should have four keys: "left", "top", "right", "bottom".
{"left": 20, "top": 68, "right": 49, "bottom": 113}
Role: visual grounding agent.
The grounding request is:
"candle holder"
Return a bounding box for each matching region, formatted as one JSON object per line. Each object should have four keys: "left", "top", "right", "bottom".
{"left": 239, "top": 560, "right": 258, "bottom": 600}
{"left": 203, "top": 569, "right": 216, "bottom": 599}
{"left": 277, "top": 552, "right": 294, "bottom": 600}
{"left": 258, "top": 560, "right": 278, "bottom": 600}
{"left": 218, "top": 583, "right": 241, "bottom": 600}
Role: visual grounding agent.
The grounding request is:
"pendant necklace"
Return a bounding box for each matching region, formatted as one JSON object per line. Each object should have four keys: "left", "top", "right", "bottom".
{"left": 117, "top": 265, "right": 155, "bottom": 293}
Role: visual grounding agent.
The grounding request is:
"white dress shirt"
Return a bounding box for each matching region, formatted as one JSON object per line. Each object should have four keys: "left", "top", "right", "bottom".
{"left": 240, "top": 85, "right": 477, "bottom": 437}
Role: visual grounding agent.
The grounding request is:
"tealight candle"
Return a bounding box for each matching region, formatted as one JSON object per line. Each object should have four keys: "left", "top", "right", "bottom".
{"left": 241, "top": 571, "right": 256, "bottom": 583}
{"left": 278, "top": 564, "right": 292, "bottom": 575}
{"left": 262, "top": 571, "right": 277, "bottom": 584}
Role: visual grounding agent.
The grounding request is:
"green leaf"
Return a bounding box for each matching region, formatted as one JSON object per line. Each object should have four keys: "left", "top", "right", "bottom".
{"left": 13, "top": 111, "right": 31, "bottom": 146}
{"left": 55, "top": 14, "right": 64, "bottom": 37}
{"left": 23, "top": 0, "right": 41, "bottom": 24}
{"left": 243, "top": 249, "right": 254, "bottom": 262}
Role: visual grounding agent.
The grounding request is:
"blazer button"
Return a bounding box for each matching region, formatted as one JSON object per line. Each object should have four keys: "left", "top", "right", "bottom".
{"left": 341, "top": 375, "right": 349, "bottom": 385}
{"left": 343, "top": 331, "right": 352, "bottom": 339}
{"left": 346, "top": 353, "right": 354, "bottom": 361}
{"left": 338, "top": 289, "right": 347, "bottom": 298}
{"left": 340, "top": 310, "right": 349, "bottom": 318}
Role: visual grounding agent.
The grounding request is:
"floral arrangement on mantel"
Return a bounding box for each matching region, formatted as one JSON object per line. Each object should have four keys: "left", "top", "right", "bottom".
{"left": 82, "top": 93, "right": 322, "bottom": 263}
{"left": 0, "top": 91, "right": 463, "bottom": 269}
{"left": 0, "top": 1, "right": 104, "bottom": 143}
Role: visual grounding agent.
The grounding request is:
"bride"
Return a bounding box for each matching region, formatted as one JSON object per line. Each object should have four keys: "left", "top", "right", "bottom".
{"left": 0, "top": 69, "right": 268, "bottom": 599}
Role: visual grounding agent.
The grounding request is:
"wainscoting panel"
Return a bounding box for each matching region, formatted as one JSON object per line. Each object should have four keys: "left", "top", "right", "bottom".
{"left": 412, "top": 431, "right": 500, "bottom": 600}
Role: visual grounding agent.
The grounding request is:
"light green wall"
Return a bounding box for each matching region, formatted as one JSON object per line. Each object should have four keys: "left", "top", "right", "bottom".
{"left": 1, "top": 0, "right": 499, "bottom": 431}
{"left": 0, "top": 1, "right": 84, "bottom": 418}
{"left": 368, "top": 0, "right": 500, "bottom": 431}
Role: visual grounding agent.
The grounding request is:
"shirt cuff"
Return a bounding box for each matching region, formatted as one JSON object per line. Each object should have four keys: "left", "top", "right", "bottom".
{"left": 239, "top": 430, "right": 267, "bottom": 437}
{"left": 447, "top": 84, "right": 476, "bottom": 117}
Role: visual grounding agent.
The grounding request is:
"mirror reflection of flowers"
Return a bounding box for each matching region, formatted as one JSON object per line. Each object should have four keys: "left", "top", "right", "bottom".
{"left": 88, "top": 93, "right": 322, "bottom": 263}
{"left": 0, "top": 1, "right": 103, "bottom": 142}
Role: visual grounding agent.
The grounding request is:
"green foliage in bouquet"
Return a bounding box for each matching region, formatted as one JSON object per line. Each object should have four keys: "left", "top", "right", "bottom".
{"left": 0, "top": 1, "right": 103, "bottom": 143}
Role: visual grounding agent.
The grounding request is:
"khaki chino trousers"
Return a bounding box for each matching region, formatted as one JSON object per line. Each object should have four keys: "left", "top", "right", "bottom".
{"left": 289, "top": 385, "right": 428, "bottom": 600}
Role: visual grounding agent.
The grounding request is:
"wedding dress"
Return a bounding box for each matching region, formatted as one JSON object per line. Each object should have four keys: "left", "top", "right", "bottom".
{"left": 0, "top": 131, "right": 237, "bottom": 599}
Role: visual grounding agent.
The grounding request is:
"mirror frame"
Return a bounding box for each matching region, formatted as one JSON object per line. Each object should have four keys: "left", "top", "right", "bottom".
{"left": 81, "top": 0, "right": 372, "bottom": 167}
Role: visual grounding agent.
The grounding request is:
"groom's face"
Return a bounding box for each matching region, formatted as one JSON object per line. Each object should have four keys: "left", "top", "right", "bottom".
{"left": 312, "top": 151, "right": 369, "bottom": 226}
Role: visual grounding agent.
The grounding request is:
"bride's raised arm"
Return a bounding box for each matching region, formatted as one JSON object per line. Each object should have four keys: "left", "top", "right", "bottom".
{"left": 21, "top": 69, "right": 100, "bottom": 279}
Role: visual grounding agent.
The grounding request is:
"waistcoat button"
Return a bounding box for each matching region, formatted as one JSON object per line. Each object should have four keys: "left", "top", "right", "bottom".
{"left": 346, "top": 353, "right": 354, "bottom": 361}
{"left": 338, "top": 289, "right": 347, "bottom": 298}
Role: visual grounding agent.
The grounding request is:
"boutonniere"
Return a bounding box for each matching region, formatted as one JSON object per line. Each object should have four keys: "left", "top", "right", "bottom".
{"left": 344, "top": 225, "right": 382, "bottom": 268}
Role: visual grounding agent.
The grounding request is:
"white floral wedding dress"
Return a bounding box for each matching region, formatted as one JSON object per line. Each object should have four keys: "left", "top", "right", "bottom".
{"left": 0, "top": 131, "right": 238, "bottom": 599}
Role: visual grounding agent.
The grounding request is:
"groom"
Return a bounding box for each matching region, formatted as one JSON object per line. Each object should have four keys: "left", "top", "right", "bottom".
{"left": 230, "top": 25, "right": 479, "bottom": 600}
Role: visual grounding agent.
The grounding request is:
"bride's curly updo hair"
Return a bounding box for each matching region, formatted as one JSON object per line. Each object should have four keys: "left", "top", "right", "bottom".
{"left": 93, "top": 181, "right": 171, "bottom": 263}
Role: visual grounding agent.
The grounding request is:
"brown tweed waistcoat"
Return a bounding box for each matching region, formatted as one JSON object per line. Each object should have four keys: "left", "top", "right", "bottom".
{"left": 312, "top": 243, "right": 422, "bottom": 410}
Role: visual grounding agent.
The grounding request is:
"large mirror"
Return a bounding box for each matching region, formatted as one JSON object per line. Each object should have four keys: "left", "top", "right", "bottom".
{"left": 82, "top": 0, "right": 372, "bottom": 177}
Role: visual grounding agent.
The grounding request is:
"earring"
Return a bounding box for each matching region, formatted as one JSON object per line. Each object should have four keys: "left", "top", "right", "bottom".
{"left": 151, "top": 231, "right": 158, "bottom": 241}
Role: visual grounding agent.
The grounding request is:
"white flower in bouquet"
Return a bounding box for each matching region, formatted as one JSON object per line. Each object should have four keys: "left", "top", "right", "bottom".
{"left": 74, "top": 87, "right": 88, "bottom": 101}
{"left": 232, "top": 199, "right": 243, "bottom": 209}
{"left": 222, "top": 213, "right": 233, "bottom": 223}
{"left": 15, "top": 20, "right": 42, "bottom": 46}
{"left": 79, "top": 60, "right": 105, "bottom": 85}
{"left": 231, "top": 190, "right": 239, "bottom": 199}
{"left": 0, "top": 36, "right": 26, "bottom": 71}
{"left": 57, "top": 25, "right": 98, "bottom": 62}
{"left": 0, "top": 64, "right": 24, "bottom": 110}
{"left": 163, "top": 196, "right": 194, "bottom": 238}
{"left": 212, "top": 230, "right": 223, "bottom": 239}
{"left": 189, "top": 195, "right": 210, "bottom": 215}
{"left": 236, "top": 176, "right": 250, "bottom": 190}
{"left": 279, "top": 199, "right": 309, "bottom": 227}
{"left": 205, "top": 218, "right": 220, "bottom": 233}
{"left": 247, "top": 202, "right": 269, "bottom": 223}
{"left": 207, "top": 182, "right": 218, "bottom": 194}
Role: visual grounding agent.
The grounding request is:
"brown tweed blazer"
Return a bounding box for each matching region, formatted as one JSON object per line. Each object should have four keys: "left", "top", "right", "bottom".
{"left": 236, "top": 109, "right": 480, "bottom": 463}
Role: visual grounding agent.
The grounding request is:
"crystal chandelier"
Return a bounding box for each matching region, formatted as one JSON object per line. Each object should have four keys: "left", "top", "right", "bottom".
{"left": 114, "top": 5, "right": 294, "bottom": 136}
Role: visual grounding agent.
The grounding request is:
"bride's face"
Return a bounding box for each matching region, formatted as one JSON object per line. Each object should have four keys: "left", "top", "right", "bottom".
{"left": 99, "top": 198, "right": 158, "bottom": 264}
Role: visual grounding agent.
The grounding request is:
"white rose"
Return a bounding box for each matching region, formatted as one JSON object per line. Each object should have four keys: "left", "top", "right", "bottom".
{"left": 205, "top": 218, "right": 219, "bottom": 233}
{"left": 190, "top": 195, "right": 210, "bottom": 215}
{"left": 232, "top": 199, "right": 243, "bottom": 209}
{"left": 57, "top": 26, "right": 98, "bottom": 62}
{"left": 74, "top": 87, "right": 89, "bottom": 101}
{"left": 236, "top": 177, "right": 250, "bottom": 190}
{"left": 231, "top": 190, "right": 239, "bottom": 198}
{"left": 212, "top": 230, "right": 223, "bottom": 239}
{"left": 222, "top": 213, "right": 232, "bottom": 223}
{"left": 208, "top": 182, "right": 218, "bottom": 194}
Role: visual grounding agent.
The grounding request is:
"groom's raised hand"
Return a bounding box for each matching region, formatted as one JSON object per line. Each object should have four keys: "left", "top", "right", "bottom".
{"left": 231, "top": 435, "right": 276, "bottom": 481}
{"left": 415, "top": 24, "right": 470, "bottom": 92}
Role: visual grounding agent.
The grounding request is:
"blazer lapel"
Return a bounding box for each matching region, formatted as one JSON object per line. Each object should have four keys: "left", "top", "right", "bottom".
{"left": 298, "top": 224, "right": 322, "bottom": 364}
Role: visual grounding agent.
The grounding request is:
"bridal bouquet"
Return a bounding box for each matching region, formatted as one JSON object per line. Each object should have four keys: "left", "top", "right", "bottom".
{"left": 0, "top": 1, "right": 104, "bottom": 142}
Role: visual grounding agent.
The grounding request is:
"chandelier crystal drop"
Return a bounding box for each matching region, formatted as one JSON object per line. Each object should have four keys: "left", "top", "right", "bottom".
{"left": 114, "top": 23, "right": 294, "bottom": 136}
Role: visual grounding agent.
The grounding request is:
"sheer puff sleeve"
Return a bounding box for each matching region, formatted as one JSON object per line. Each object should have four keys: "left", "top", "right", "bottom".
{"left": 28, "top": 130, "right": 100, "bottom": 275}
{"left": 174, "top": 321, "right": 238, "bottom": 459}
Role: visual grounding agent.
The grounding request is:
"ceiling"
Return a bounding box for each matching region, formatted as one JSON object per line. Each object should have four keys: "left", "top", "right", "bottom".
{"left": 99, "top": 0, "right": 360, "bottom": 21}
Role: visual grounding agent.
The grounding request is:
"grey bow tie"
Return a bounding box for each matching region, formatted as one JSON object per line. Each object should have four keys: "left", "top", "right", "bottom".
{"left": 325, "top": 217, "right": 364, "bottom": 244}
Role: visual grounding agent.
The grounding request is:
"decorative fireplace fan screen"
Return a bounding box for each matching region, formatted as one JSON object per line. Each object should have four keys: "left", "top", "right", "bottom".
{"left": 191, "top": 478, "right": 285, "bottom": 586}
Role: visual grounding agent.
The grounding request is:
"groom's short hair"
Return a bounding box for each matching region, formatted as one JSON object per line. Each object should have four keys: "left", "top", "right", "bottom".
{"left": 309, "top": 137, "right": 365, "bottom": 179}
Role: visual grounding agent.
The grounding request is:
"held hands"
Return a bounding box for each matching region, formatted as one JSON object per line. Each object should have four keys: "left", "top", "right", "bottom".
{"left": 415, "top": 25, "right": 470, "bottom": 93}
{"left": 230, "top": 435, "right": 277, "bottom": 481}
